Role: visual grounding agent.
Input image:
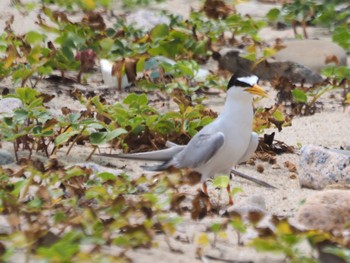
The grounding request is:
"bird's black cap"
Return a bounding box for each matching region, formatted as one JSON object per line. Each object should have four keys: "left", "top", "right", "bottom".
{"left": 227, "top": 71, "right": 259, "bottom": 90}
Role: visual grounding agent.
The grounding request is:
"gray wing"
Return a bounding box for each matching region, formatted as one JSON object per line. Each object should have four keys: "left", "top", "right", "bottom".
{"left": 238, "top": 132, "right": 259, "bottom": 164}
{"left": 172, "top": 132, "right": 225, "bottom": 169}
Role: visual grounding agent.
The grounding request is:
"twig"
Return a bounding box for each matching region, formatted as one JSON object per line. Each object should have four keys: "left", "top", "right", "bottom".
{"left": 86, "top": 146, "right": 97, "bottom": 161}
{"left": 204, "top": 255, "right": 253, "bottom": 263}
{"left": 231, "top": 169, "right": 277, "bottom": 189}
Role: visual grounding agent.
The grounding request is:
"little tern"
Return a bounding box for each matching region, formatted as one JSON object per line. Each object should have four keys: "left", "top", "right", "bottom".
{"left": 100, "top": 73, "right": 267, "bottom": 205}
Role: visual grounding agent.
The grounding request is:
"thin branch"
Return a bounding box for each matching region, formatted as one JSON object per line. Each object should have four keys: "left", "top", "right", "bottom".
{"left": 231, "top": 169, "right": 277, "bottom": 189}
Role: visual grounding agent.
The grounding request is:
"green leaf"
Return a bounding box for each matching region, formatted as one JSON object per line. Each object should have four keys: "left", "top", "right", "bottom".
{"left": 332, "top": 25, "right": 350, "bottom": 50}
{"left": 212, "top": 175, "right": 230, "bottom": 188}
{"left": 250, "top": 238, "right": 282, "bottom": 252}
{"left": 28, "top": 98, "right": 43, "bottom": 109}
{"left": 346, "top": 93, "right": 350, "bottom": 104}
{"left": 97, "top": 172, "right": 117, "bottom": 182}
{"left": 36, "top": 232, "right": 81, "bottom": 261}
{"left": 323, "top": 246, "right": 350, "bottom": 261}
{"left": 272, "top": 110, "right": 284, "bottom": 122}
{"left": 89, "top": 132, "right": 107, "bottom": 144}
{"left": 13, "top": 109, "right": 29, "bottom": 122}
{"left": 150, "top": 24, "right": 169, "bottom": 41}
{"left": 105, "top": 128, "right": 127, "bottom": 141}
{"left": 137, "top": 94, "right": 148, "bottom": 105}
{"left": 90, "top": 96, "right": 105, "bottom": 112}
{"left": 266, "top": 8, "right": 280, "bottom": 21}
{"left": 291, "top": 89, "right": 308, "bottom": 103}
{"left": 230, "top": 218, "right": 247, "bottom": 233}
{"left": 26, "top": 31, "right": 45, "bottom": 44}
{"left": 99, "top": 37, "right": 114, "bottom": 51}
{"left": 210, "top": 223, "right": 223, "bottom": 233}
{"left": 12, "top": 179, "right": 27, "bottom": 197}
{"left": 90, "top": 128, "right": 126, "bottom": 145}
{"left": 68, "top": 113, "right": 81, "bottom": 124}
{"left": 15, "top": 87, "right": 39, "bottom": 105}
{"left": 55, "top": 130, "right": 79, "bottom": 145}
{"left": 241, "top": 52, "right": 256, "bottom": 61}
{"left": 263, "top": 47, "right": 276, "bottom": 58}
{"left": 28, "top": 197, "right": 43, "bottom": 208}
{"left": 123, "top": 93, "right": 138, "bottom": 105}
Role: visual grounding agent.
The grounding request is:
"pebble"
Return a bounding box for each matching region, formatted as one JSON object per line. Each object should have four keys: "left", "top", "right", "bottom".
{"left": 344, "top": 139, "right": 350, "bottom": 151}
{"left": 0, "top": 98, "right": 23, "bottom": 114}
{"left": 295, "top": 190, "right": 350, "bottom": 231}
{"left": 271, "top": 164, "right": 281, "bottom": 169}
{"left": 0, "top": 149, "right": 15, "bottom": 165}
{"left": 274, "top": 39, "right": 347, "bottom": 72}
{"left": 228, "top": 195, "right": 267, "bottom": 218}
{"left": 299, "top": 145, "right": 350, "bottom": 189}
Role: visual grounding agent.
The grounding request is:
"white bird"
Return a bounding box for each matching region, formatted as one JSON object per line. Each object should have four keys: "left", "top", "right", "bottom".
{"left": 100, "top": 73, "right": 267, "bottom": 205}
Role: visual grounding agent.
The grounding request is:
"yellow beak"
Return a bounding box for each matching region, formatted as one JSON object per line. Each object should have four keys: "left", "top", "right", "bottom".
{"left": 244, "top": 84, "right": 268, "bottom": 97}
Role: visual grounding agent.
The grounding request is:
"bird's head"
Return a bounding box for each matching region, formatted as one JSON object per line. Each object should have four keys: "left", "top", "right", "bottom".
{"left": 227, "top": 73, "right": 267, "bottom": 97}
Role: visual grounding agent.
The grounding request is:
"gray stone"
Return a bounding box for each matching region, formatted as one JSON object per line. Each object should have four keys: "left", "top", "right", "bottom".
{"left": 295, "top": 190, "right": 350, "bottom": 231}
{"left": 0, "top": 149, "right": 15, "bottom": 165}
{"left": 274, "top": 40, "right": 347, "bottom": 72}
{"left": 216, "top": 48, "right": 323, "bottom": 83}
{"left": 0, "top": 98, "right": 23, "bottom": 114}
{"left": 299, "top": 145, "right": 350, "bottom": 190}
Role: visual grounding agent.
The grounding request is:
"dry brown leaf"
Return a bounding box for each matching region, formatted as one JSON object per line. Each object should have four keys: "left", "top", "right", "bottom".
{"left": 36, "top": 185, "right": 50, "bottom": 202}
{"left": 124, "top": 57, "right": 138, "bottom": 83}
{"left": 112, "top": 59, "right": 125, "bottom": 91}
{"left": 81, "top": 12, "right": 106, "bottom": 31}
{"left": 7, "top": 213, "right": 20, "bottom": 227}
{"left": 324, "top": 55, "right": 339, "bottom": 65}
{"left": 203, "top": 0, "right": 235, "bottom": 19}
{"left": 191, "top": 191, "right": 210, "bottom": 220}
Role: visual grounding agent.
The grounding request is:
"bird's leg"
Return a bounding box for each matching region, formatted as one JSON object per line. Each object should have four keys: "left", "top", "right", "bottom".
{"left": 202, "top": 182, "right": 208, "bottom": 196}
{"left": 201, "top": 182, "right": 212, "bottom": 211}
{"left": 227, "top": 183, "right": 233, "bottom": 206}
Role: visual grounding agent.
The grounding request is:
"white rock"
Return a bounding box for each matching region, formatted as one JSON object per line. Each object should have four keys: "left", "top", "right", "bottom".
{"left": 299, "top": 145, "right": 350, "bottom": 189}
{"left": 0, "top": 98, "right": 23, "bottom": 114}
{"left": 274, "top": 39, "right": 347, "bottom": 72}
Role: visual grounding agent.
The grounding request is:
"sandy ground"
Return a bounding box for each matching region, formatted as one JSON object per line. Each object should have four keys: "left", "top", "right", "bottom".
{"left": 1, "top": 0, "right": 350, "bottom": 262}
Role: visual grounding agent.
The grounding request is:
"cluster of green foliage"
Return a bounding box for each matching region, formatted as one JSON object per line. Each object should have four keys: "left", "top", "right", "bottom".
{"left": 1, "top": 159, "right": 348, "bottom": 262}
{"left": 0, "top": 87, "right": 215, "bottom": 160}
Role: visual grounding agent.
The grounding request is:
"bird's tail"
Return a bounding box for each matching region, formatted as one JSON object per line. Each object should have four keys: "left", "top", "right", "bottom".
{"left": 98, "top": 145, "right": 184, "bottom": 162}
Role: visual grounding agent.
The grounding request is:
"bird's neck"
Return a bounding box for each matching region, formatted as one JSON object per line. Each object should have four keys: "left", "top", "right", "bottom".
{"left": 219, "top": 91, "right": 253, "bottom": 120}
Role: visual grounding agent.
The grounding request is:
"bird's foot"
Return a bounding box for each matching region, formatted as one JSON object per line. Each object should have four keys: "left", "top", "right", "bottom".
{"left": 227, "top": 184, "right": 234, "bottom": 206}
